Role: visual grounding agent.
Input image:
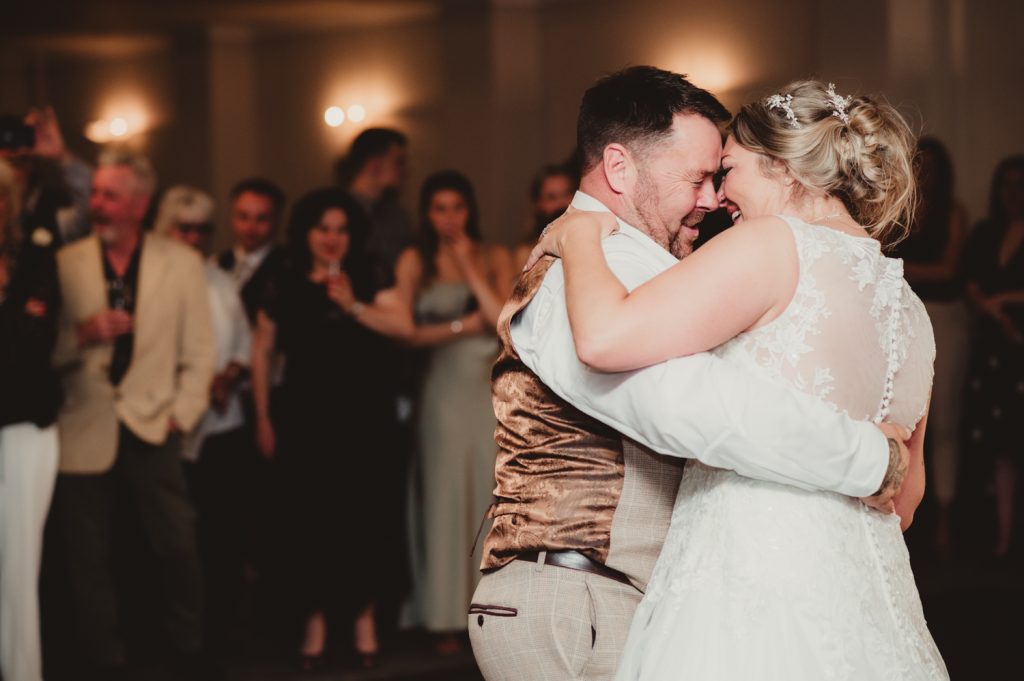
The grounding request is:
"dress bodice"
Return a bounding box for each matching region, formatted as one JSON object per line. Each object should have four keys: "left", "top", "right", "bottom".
{"left": 416, "top": 280, "right": 474, "bottom": 323}
{"left": 713, "top": 216, "right": 935, "bottom": 429}
{"left": 267, "top": 273, "right": 396, "bottom": 414}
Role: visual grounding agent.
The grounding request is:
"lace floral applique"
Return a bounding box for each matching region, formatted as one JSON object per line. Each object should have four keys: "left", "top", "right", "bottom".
{"left": 718, "top": 220, "right": 835, "bottom": 401}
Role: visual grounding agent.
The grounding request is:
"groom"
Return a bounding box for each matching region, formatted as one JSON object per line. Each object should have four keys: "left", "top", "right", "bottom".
{"left": 468, "top": 66, "right": 908, "bottom": 681}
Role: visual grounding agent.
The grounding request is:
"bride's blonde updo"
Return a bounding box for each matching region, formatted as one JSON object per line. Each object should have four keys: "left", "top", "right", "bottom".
{"left": 730, "top": 80, "right": 917, "bottom": 246}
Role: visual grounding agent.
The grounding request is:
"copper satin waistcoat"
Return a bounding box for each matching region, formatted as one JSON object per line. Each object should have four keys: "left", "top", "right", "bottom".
{"left": 482, "top": 257, "right": 684, "bottom": 588}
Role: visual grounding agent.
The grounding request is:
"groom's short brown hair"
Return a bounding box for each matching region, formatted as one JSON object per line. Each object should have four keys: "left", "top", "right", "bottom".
{"left": 577, "top": 65, "right": 730, "bottom": 174}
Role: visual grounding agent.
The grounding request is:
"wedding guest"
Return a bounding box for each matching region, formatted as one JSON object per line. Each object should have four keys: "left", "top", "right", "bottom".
{"left": 962, "top": 155, "right": 1024, "bottom": 558}
{"left": 336, "top": 129, "right": 418, "bottom": 630}
{"left": 513, "top": 162, "right": 579, "bottom": 271}
{"left": 394, "top": 170, "right": 513, "bottom": 652}
{"left": 335, "top": 128, "right": 413, "bottom": 272}
{"left": 0, "top": 157, "right": 61, "bottom": 681}
{"left": 213, "top": 177, "right": 287, "bottom": 581}
{"left": 251, "top": 188, "right": 413, "bottom": 672}
{"left": 215, "top": 178, "right": 288, "bottom": 324}
{"left": 0, "top": 106, "right": 92, "bottom": 246}
{"left": 155, "top": 186, "right": 252, "bottom": 650}
{"left": 893, "top": 137, "right": 969, "bottom": 552}
{"left": 50, "top": 149, "right": 217, "bottom": 680}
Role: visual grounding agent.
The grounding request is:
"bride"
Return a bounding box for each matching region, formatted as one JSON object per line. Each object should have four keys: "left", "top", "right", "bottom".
{"left": 528, "top": 81, "right": 949, "bottom": 680}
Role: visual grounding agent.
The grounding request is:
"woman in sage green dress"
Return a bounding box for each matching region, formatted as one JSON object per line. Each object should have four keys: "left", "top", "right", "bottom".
{"left": 393, "top": 170, "right": 513, "bottom": 652}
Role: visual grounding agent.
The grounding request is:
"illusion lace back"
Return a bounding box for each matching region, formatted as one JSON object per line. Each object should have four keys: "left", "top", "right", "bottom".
{"left": 615, "top": 216, "right": 948, "bottom": 681}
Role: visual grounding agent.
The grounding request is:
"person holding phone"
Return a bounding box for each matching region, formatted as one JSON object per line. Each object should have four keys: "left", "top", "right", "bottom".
{"left": 0, "top": 107, "right": 92, "bottom": 246}
{"left": 251, "top": 188, "right": 413, "bottom": 671}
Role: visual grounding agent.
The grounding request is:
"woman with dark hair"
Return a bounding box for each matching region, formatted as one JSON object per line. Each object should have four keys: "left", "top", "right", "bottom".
{"left": 251, "top": 188, "right": 413, "bottom": 671}
{"left": 391, "top": 170, "right": 512, "bottom": 651}
{"left": 962, "top": 155, "right": 1024, "bottom": 558}
{"left": 0, "top": 157, "right": 62, "bottom": 681}
{"left": 892, "top": 137, "right": 969, "bottom": 552}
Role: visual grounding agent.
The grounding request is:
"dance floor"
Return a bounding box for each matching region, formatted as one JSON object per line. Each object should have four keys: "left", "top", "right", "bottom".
{"left": 218, "top": 555, "right": 1020, "bottom": 681}
{"left": 41, "top": 491, "right": 1022, "bottom": 680}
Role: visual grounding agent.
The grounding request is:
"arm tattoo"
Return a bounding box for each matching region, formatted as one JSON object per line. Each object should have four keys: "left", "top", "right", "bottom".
{"left": 873, "top": 437, "right": 906, "bottom": 497}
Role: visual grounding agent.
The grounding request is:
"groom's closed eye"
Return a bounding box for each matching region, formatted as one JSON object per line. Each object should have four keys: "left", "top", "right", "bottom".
{"left": 712, "top": 167, "right": 732, "bottom": 191}
{"left": 683, "top": 171, "right": 712, "bottom": 188}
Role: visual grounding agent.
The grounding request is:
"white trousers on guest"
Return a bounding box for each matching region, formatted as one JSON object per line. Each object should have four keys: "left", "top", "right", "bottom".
{"left": 0, "top": 423, "right": 59, "bottom": 681}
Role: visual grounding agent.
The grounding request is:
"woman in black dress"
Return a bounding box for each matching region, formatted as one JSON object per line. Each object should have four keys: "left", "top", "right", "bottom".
{"left": 250, "top": 188, "right": 413, "bottom": 671}
{"left": 962, "top": 155, "right": 1024, "bottom": 558}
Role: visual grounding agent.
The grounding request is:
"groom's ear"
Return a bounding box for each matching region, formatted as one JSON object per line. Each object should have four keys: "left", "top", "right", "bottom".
{"left": 602, "top": 143, "right": 632, "bottom": 195}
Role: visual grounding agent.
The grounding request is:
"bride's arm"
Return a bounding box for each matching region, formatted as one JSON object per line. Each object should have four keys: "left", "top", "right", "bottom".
{"left": 893, "top": 403, "right": 930, "bottom": 531}
{"left": 544, "top": 213, "right": 798, "bottom": 371}
{"left": 512, "top": 267, "right": 904, "bottom": 499}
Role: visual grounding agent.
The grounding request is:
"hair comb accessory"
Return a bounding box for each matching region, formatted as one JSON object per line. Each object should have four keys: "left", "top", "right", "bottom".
{"left": 766, "top": 93, "right": 800, "bottom": 129}
{"left": 826, "top": 83, "right": 852, "bottom": 125}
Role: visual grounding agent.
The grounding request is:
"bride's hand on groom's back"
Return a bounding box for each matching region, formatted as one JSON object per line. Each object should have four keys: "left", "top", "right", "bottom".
{"left": 523, "top": 207, "right": 619, "bottom": 271}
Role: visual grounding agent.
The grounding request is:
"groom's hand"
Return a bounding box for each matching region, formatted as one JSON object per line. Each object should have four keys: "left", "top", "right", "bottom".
{"left": 861, "top": 423, "right": 911, "bottom": 513}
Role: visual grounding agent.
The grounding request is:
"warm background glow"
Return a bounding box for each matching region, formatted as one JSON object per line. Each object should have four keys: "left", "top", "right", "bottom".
{"left": 83, "top": 94, "right": 152, "bottom": 143}
{"left": 3, "top": 0, "right": 1020, "bottom": 247}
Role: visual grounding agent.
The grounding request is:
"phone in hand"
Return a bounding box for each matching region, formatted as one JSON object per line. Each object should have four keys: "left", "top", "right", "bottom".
{"left": 0, "top": 115, "right": 35, "bottom": 150}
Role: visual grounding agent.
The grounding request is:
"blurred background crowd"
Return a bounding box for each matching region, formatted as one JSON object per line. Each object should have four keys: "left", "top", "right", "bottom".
{"left": 1, "top": 1, "right": 1022, "bottom": 680}
{"left": 0, "top": 109, "right": 587, "bottom": 680}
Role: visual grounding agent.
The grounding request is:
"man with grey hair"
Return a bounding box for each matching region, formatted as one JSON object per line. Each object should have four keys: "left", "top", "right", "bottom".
{"left": 51, "top": 148, "right": 217, "bottom": 679}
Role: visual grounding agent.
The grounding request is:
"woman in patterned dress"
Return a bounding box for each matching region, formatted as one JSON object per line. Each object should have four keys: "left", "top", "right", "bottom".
{"left": 961, "top": 155, "right": 1024, "bottom": 558}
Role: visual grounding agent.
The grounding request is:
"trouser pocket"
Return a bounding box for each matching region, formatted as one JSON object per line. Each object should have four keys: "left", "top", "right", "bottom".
{"left": 469, "top": 603, "right": 518, "bottom": 617}
{"left": 468, "top": 602, "right": 522, "bottom": 681}
{"left": 469, "top": 603, "right": 518, "bottom": 632}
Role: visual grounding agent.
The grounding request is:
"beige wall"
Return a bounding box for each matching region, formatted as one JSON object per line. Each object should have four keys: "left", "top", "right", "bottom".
{"left": 818, "top": 0, "right": 1024, "bottom": 222}
{"left": 2, "top": 0, "right": 1021, "bottom": 246}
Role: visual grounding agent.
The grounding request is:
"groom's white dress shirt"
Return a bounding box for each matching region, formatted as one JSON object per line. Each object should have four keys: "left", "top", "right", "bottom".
{"left": 510, "top": 191, "right": 888, "bottom": 496}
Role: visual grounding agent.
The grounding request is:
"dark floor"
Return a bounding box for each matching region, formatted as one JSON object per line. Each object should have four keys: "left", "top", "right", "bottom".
{"left": 213, "top": 517, "right": 1022, "bottom": 681}
{"left": 214, "top": 560, "right": 1021, "bottom": 681}
{"left": 40, "top": 484, "right": 1022, "bottom": 680}
{"left": 223, "top": 633, "right": 483, "bottom": 681}
{"left": 901, "top": 489, "right": 1024, "bottom": 681}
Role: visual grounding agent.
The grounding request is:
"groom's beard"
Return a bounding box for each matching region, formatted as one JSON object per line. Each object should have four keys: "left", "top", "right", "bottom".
{"left": 633, "top": 168, "right": 704, "bottom": 258}
{"left": 671, "top": 210, "right": 707, "bottom": 259}
{"left": 631, "top": 169, "right": 672, "bottom": 251}
{"left": 670, "top": 230, "right": 695, "bottom": 259}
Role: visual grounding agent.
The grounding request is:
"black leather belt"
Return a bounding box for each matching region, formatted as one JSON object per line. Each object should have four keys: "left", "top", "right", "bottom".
{"left": 515, "top": 550, "right": 637, "bottom": 589}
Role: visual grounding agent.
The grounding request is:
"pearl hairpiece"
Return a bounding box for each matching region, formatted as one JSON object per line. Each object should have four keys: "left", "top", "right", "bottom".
{"left": 825, "top": 83, "right": 852, "bottom": 125}
{"left": 765, "top": 93, "right": 800, "bottom": 129}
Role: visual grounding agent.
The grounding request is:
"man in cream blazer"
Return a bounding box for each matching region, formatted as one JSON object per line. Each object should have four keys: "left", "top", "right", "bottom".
{"left": 51, "top": 149, "right": 216, "bottom": 679}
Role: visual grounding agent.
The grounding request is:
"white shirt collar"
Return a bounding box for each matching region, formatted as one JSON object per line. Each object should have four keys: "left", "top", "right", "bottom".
{"left": 234, "top": 242, "right": 272, "bottom": 268}
{"left": 569, "top": 191, "right": 677, "bottom": 267}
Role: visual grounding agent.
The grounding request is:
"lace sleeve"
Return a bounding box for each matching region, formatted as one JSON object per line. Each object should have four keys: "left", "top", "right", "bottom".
{"left": 888, "top": 285, "right": 936, "bottom": 427}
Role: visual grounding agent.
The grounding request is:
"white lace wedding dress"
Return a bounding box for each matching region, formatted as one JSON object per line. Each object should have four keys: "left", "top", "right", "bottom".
{"left": 615, "top": 216, "right": 949, "bottom": 680}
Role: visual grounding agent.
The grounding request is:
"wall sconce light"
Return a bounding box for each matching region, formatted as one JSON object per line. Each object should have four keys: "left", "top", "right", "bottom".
{"left": 324, "top": 106, "right": 345, "bottom": 127}
{"left": 324, "top": 104, "right": 366, "bottom": 127}
{"left": 84, "top": 110, "right": 147, "bottom": 144}
{"left": 108, "top": 117, "right": 129, "bottom": 137}
{"left": 347, "top": 105, "right": 365, "bottom": 123}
